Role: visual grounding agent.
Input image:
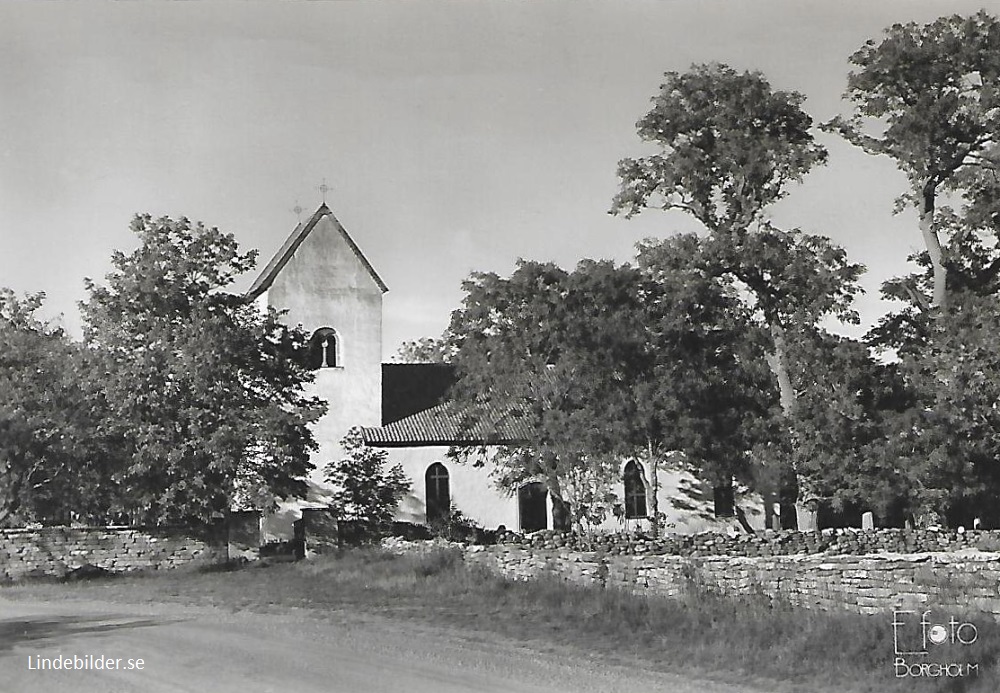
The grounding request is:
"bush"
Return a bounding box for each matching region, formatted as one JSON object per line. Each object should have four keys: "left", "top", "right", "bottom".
{"left": 324, "top": 429, "right": 410, "bottom": 535}
{"left": 428, "top": 506, "right": 492, "bottom": 543}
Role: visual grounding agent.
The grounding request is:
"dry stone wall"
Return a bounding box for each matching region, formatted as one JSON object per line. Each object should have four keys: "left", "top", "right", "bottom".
{"left": 384, "top": 529, "right": 1000, "bottom": 618}
{"left": 0, "top": 526, "right": 228, "bottom": 580}
{"left": 495, "top": 527, "right": 1000, "bottom": 557}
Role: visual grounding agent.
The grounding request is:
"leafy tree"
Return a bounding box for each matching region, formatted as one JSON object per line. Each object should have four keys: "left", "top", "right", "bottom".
{"left": 612, "top": 63, "right": 826, "bottom": 231}
{"left": 828, "top": 11, "right": 1000, "bottom": 526}
{"left": 613, "top": 63, "right": 863, "bottom": 524}
{"left": 627, "top": 235, "right": 771, "bottom": 533}
{"left": 446, "top": 260, "right": 612, "bottom": 531}
{"left": 880, "top": 292, "right": 1000, "bottom": 526}
{"left": 80, "top": 215, "right": 325, "bottom": 526}
{"left": 826, "top": 10, "right": 1000, "bottom": 311}
{"left": 0, "top": 290, "right": 113, "bottom": 526}
{"left": 446, "top": 255, "right": 760, "bottom": 533}
{"left": 324, "top": 428, "right": 410, "bottom": 536}
{"left": 787, "top": 331, "right": 914, "bottom": 524}
{"left": 863, "top": 213, "right": 1000, "bottom": 524}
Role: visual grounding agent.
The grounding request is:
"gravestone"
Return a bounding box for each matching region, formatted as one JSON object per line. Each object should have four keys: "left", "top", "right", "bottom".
{"left": 797, "top": 507, "right": 817, "bottom": 531}
{"left": 861, "top": 511, "right": 874, "bottom": 530}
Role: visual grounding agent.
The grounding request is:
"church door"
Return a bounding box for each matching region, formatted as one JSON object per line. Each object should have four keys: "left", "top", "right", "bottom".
{"left": 518, "top": 482, "right": 547, "bottom": 532}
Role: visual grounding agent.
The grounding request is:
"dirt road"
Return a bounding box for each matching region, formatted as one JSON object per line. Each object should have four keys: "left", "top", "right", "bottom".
{"left": 0, "top": 595, "right": 755, "bottom": 693}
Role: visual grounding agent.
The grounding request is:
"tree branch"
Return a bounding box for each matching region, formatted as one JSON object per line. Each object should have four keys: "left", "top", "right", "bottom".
{"left": 901, "top": 278, "right": 931, "bottom": 313}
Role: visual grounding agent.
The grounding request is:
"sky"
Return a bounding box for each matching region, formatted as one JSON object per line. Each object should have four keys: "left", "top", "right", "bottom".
{"left": 2, "top": 0, "right": 998, "bottom": 359}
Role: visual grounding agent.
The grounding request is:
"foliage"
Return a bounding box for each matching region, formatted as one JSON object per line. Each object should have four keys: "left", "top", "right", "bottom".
{"left": 613, "top": 62, "right": 866, "bottom": 523}
{"left": 427, "top": 505, "right": 484, "bottom": 543}
{"left": 887, "top": 292, "right": 1000, "bottom": 525}
{"left": 445, "top": 254, "right": 762, "bottom": 532}
{"left": 445, "top": 259, "right": 622, "bottom": 531}
{"left": 324, "top": 428, "right": 410, "bottom": 535}
{"left": 869, "top": 209, "right": 1000, "bottom": 355}
{"left": 0, "top": 291, "right": 114, "bottom": 526}
{"left": 829, "top": 11, "right": 1000, "bottom": 525}
{"left": 612, "top": 62, "right": 860, "bottom": 391}
{"left": 638, "top": 232, "right": 871, "bottom": 512}
{"left": 629, "top": 235, "right": 772, "bottom": 497}
{"left": 390, "top": 337, "right": 453, "bottom": 363}
{"left": 612, "top": 63, "right": 827, "bottom": 231}
{"left": 787, "top": 331, "right": 914, "bottom": 521}
{"left": 80, "top": 215, "right": 324, "bottom": 526}
{"left": 826, "top": 10, "right": 1000, "bottom": 310}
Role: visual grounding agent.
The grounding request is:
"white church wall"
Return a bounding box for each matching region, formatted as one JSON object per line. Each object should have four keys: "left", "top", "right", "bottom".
{"left": 386, "top": 449, "right": 765, "bottom": 535}
{"left": 388, "top": 446, "right": 519, "bottom": 530}
{"left": 591, "top": 464, "right": 766, "bottom": 535}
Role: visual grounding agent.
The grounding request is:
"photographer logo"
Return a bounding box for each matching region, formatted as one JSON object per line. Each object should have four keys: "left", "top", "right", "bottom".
{"left": 892, "top": 610, "right": 979, "bottom": 678}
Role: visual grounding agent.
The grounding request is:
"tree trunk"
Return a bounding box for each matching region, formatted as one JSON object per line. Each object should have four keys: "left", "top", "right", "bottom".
{"left": 763, "top": 322, "right": 800, "bottom": 527}
{"left": 544, "top": 471, "right": 572, "bottom": 531}
{"left": 919, "top": 179, "right": 948, "bottom": 311}
{"left": 764, "top": 322, "right": 796, "bottom": 417}
{"left": 551, "top": 495, "right": 572, "bottom": 531}
{"left": 646, "top": 439, "right": 660, "bottom": 537}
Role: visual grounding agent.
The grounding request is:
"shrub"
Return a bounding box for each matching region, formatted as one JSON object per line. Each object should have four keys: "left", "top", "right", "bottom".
{"left": 324, "top": 428, "right": 410, "bottom": 538}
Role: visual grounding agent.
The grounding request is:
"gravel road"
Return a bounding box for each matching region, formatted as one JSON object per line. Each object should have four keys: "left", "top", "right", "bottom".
{"left": 0, "top": 595, "right": 757, "bottom": 693}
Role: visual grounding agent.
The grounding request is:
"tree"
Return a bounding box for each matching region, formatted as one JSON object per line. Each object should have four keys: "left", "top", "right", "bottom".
{"left": 445, "top": 260, "right": 613, "bottom": 531}
{"left": 826, "top": 11, "right": 1000, "bottom": 311}
{"left": 0, "top": 290, "right": 112, "bottom": 526}
{"left": 627, "top": 235, "right": 772, "bottom": 533}
{"left": 612, "top": 63, "right": 826, "bottom": 231}
{"left": 80, "top": 215, "right": 325, "bottom": 526}
{"left": 446, "top": 254, "right": 760, "bottom": 533}
{"left": 613, "top": 63, "right": 863, "bottom": 524}
{"left": 869, "top": 209, "right": 1000, "bottom": 355}
{"left": 324, "top": 428, "right": 410, "bottom": 536}
{"left": 828, "top": 12, "right": 1000, "bottom": 526}
{"left": 787, "top": 331, "right": 914, "bottom": 524}
{"left": 878, "top": 292, "right": 1000, "bottom": 526}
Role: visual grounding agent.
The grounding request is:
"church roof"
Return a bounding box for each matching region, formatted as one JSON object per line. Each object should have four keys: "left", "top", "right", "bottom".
{"left": 360, "top": 399, "right": 531, "bottom": 448}
{"left": 246, "top": 204, "right": 388, "bottom": 299}
{"left": 382, "top": 363, "right": 457, "bottom": 425}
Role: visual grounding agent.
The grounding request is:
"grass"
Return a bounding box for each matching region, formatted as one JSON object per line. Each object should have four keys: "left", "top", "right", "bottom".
{"left": 4, "top": 548, "right": 999, "bottom": 693}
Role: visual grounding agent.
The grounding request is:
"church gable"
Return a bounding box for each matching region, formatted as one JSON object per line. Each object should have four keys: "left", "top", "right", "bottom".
{"left": 247, "top": 204, "right": 388, "bottom": 303}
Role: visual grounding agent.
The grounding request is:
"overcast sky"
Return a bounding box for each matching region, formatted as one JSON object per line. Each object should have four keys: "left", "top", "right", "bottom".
{"left": 2, "top": 1, "right": 997, "bottom": 358}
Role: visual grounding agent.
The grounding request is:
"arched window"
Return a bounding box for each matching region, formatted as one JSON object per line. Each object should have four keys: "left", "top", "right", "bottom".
{"left": 307, "top": 328, "right": 339, "bottom": 369}
{"left": 623, "top": 460, "right": 647, "bottom": 519}
{"left": 425, "top": 463, "right": 450, "bottom": 523}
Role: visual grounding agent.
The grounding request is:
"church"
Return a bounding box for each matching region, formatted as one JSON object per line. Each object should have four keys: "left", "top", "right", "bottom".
{"left": 247, "top": 204, "right": 764, "bottom": 538}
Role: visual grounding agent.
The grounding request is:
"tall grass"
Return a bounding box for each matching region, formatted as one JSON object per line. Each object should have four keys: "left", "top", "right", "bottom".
{"left": 5, "top": 548, "right": 998, "bottom": 693}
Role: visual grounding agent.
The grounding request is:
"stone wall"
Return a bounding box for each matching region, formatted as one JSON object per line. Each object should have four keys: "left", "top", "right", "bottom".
{"left": 0, "top": 525, "right": 228, "bottom": 581}
{"left": 495, "top": 527, "right": 1000, "bottom": 557}
{"left": 384, "top": 532, "right": 1000, "bottom": 618}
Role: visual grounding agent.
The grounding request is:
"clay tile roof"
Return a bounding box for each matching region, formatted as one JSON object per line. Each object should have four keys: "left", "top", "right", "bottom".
{"left": 247, "top": 204, "right": 387, "bottom": 299}
{"left": 360, "top": 399, "right": 531, "bottom": 448}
